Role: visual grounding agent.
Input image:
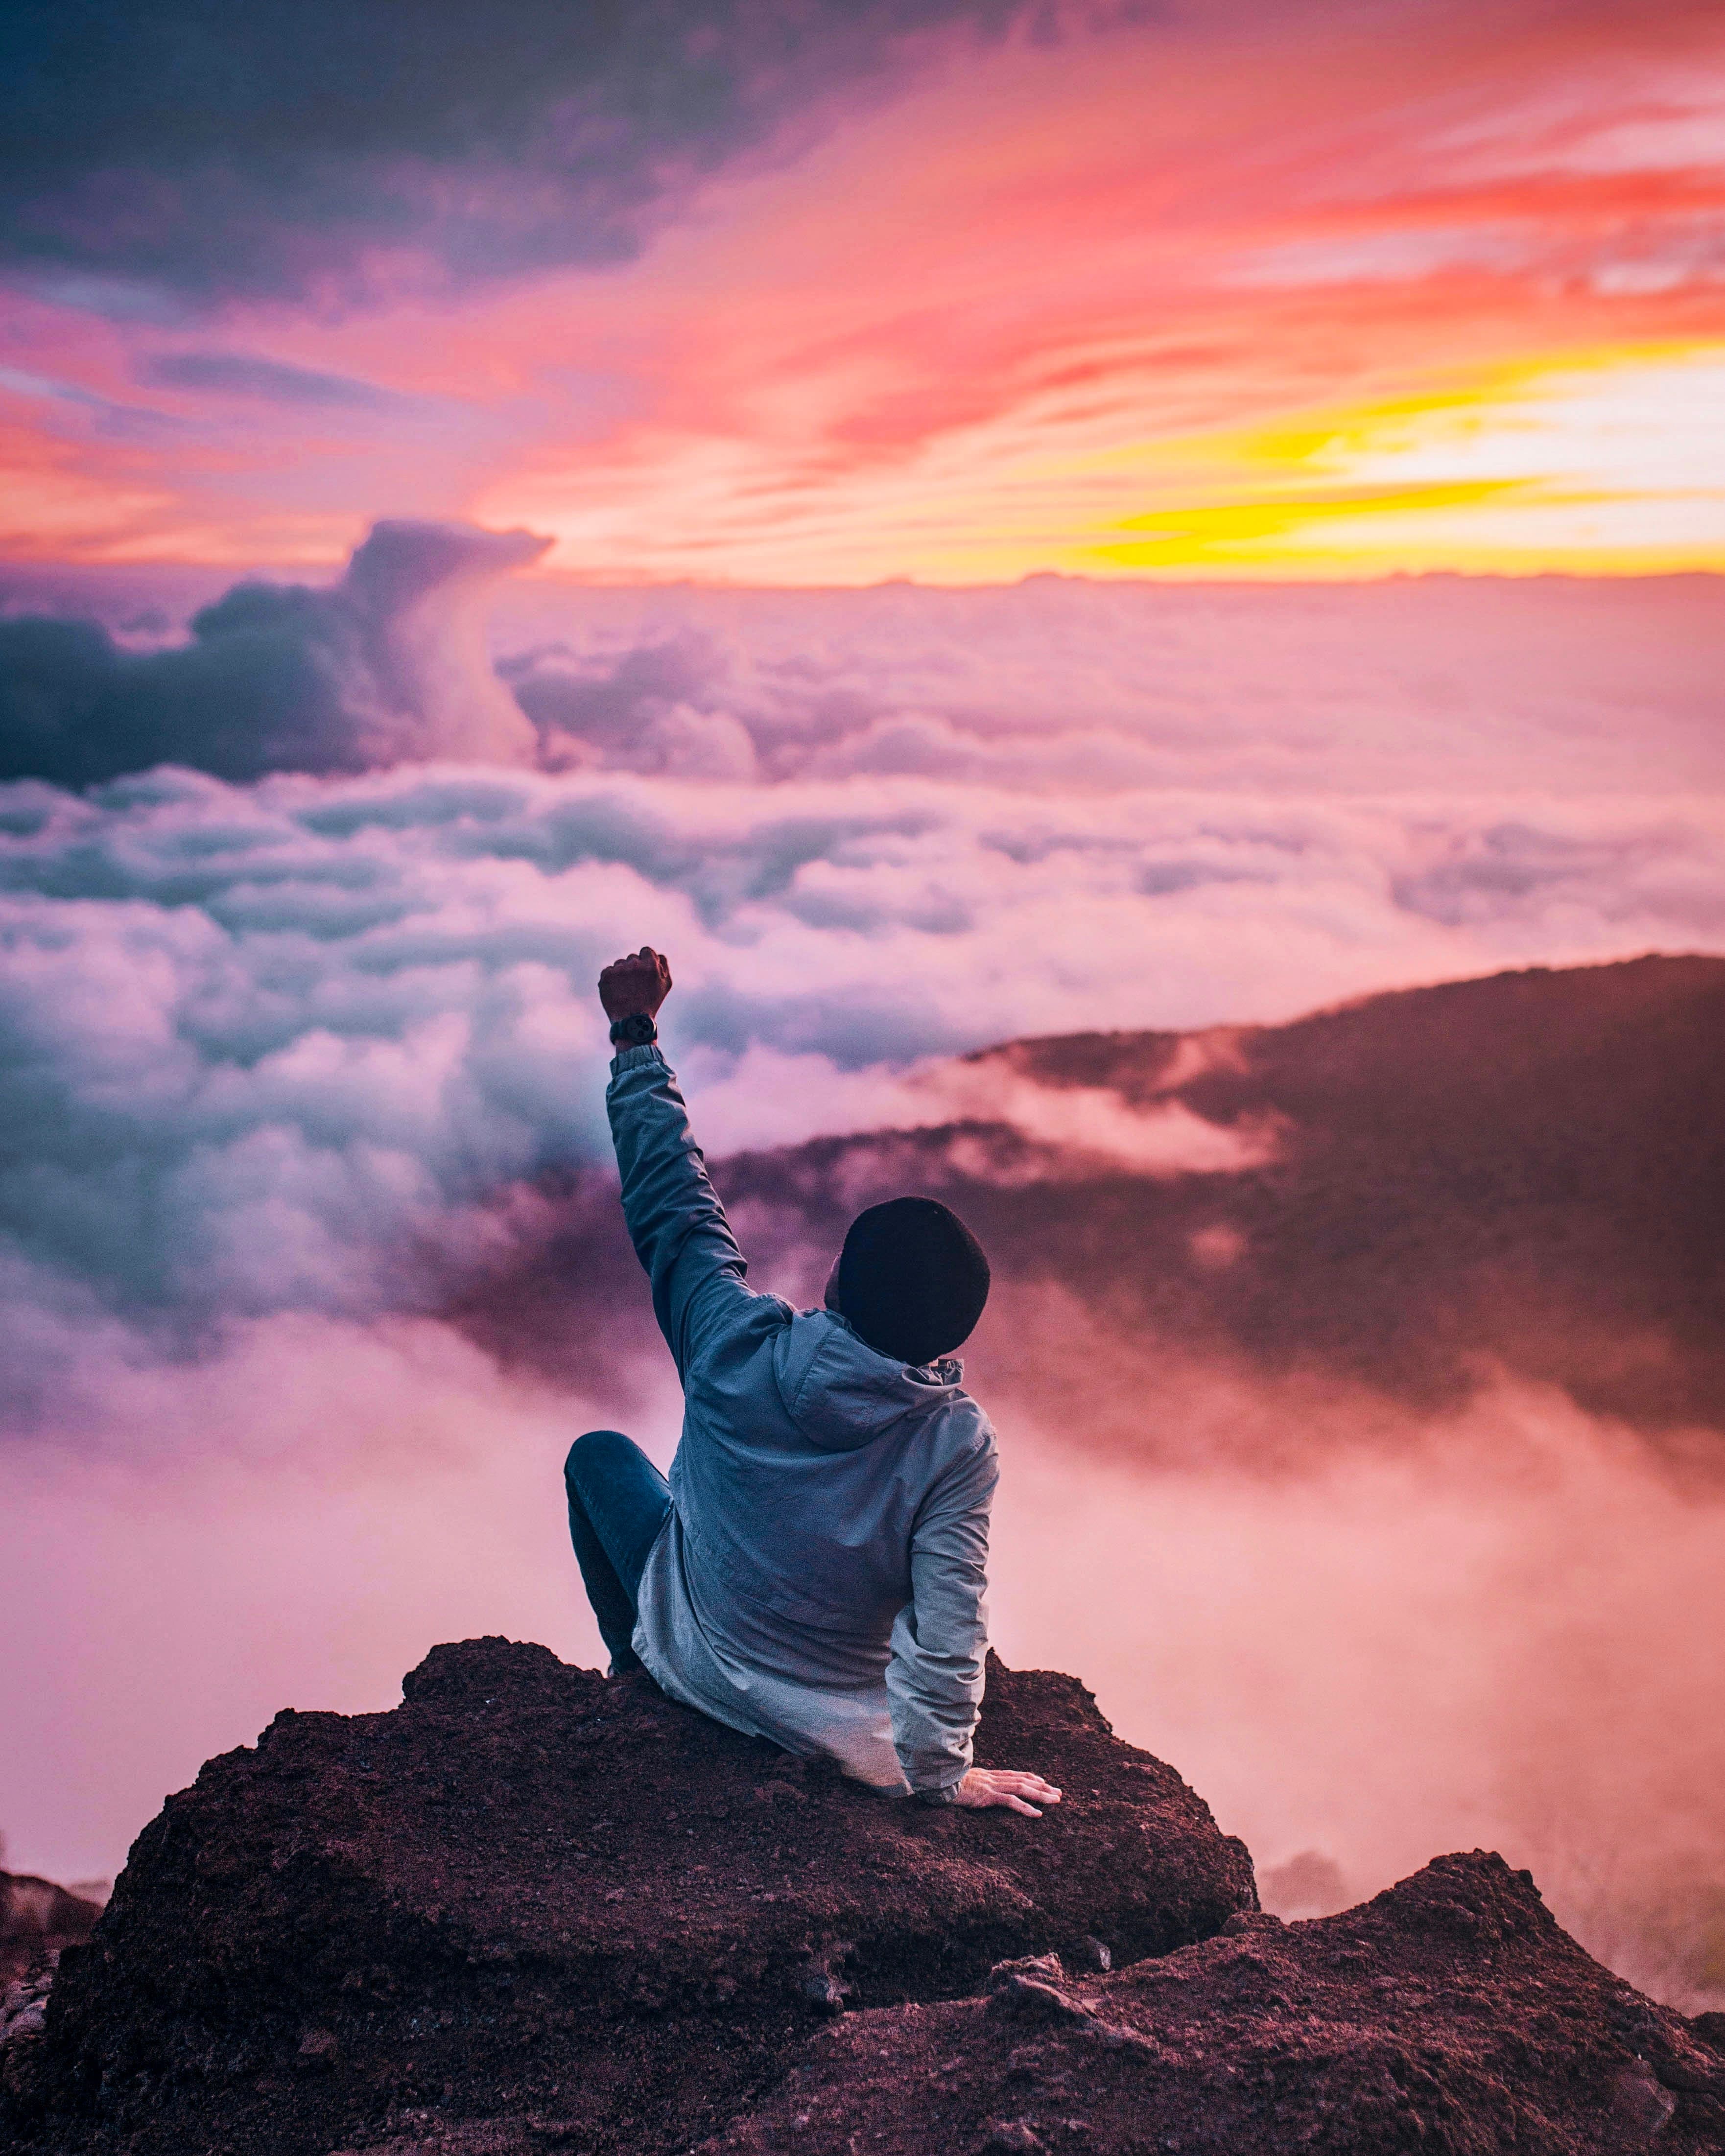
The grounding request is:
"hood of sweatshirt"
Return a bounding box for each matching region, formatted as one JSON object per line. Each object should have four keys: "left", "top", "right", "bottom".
{"left": 772, "top": 1308, "right": 966, "bottom": 1453}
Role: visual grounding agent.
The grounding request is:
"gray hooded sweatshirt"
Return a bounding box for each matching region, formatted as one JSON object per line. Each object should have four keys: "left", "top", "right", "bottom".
{"left": 609, "top": 1043, "right": 997, "bottom": 1798}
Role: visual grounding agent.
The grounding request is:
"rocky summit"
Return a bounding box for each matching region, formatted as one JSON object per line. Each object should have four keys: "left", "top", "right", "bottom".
{"left": 1, "top": 1640, "right": 1253, "bottom": 2156}
{"left": 702, "top": 1855, "right": 1725, "bottom": 2156}
{"left": 4, "top": 1640, "right": 1720, "bottom": 2156}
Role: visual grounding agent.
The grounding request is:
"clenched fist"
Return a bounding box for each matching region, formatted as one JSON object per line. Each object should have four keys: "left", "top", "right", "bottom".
{"left": 599, "top": 945, "right": 673, "bottom": 1023}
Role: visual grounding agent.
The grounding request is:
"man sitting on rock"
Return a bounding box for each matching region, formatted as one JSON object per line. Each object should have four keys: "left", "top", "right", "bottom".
{"left": 564, "top": 944, "right": 1061, "bottom": 1819}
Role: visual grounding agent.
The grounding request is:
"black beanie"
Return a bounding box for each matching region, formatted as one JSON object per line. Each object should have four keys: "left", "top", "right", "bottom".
{"left": 837, "top": 1196, "right": 991, "bottom": 1367}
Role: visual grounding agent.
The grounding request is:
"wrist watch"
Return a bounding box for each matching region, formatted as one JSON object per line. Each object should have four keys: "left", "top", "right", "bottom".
{"left": 609, "top": 1012, "right": 659, "bottom": 1047}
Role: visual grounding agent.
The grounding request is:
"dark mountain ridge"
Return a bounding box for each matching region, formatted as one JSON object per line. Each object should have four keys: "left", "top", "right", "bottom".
{"left": 455, "top": 954, "right": 1725, "bottom": 1463}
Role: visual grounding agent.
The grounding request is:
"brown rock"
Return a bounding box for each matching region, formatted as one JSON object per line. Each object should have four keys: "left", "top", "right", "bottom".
{"left": 10, "top": 1639, "right": 1252, "bottom": 2155}
{"left": 698, "top": 1852, "right": 1725, "bottom": 2156}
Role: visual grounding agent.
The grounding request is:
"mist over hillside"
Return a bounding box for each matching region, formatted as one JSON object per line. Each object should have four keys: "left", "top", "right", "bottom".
{"left": 461, "top": 953, "right": 1725, "bottom": 1462}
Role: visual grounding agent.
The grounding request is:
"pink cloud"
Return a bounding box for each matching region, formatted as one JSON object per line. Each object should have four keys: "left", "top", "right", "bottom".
{"left": 1, "top": 2, "right": 1721, "bottom": 571}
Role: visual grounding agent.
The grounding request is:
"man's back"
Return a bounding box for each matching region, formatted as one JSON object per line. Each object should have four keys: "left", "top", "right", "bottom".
{"left": 609, "top": 1042, "right": 997, "bottom": 1794}
{"left": 573, "top": 943, "right": 1058, "bottom": 1818}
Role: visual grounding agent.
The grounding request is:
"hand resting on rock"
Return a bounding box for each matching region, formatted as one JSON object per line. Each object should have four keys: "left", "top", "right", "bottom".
{"left": 951, "top": 1768, "right": 1063, "bottom": 1817}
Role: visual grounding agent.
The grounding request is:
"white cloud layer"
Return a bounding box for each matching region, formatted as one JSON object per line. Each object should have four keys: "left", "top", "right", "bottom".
{"left": 490, "top": 571, "right": 1724, "bottom": 798}
{"left": 2, "top": 711, "right": 1722, "bottom": 1421}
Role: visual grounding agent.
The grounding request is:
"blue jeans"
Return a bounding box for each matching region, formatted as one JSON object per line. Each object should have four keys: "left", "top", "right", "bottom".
{"left": 564, "top": 1430, "right": 673, "bottom": 1675}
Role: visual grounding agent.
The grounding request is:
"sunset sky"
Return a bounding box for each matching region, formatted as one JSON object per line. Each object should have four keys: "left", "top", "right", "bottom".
{"left": 3, "top": 0, "right": 1723, "bottom": 579}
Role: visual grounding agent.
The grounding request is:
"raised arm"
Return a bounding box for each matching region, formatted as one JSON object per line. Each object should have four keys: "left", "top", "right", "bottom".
{"left": 599, "top": 946, "right": 756, "bottom": 1378}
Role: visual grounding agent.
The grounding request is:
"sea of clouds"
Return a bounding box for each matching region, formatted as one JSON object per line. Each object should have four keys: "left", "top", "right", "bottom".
{"left": 2, "top": 526, "right": 1722, "bottom": 2004}
{"left": 4, "top": 523, "right": 1722, "bottom": 1422}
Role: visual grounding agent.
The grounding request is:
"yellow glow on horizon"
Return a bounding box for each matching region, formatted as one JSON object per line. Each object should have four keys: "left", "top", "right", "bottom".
{"left": 489, "top": 341, "right": 1725, "bottom": 586}
{"left": 1084, "top": 343, "right": 1725, "bottom": 578}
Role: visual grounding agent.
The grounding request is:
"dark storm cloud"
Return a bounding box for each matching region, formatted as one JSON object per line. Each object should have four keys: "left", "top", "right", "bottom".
{"left": 137, "top": 352, "right": 409, "bottom": 409}
{"left": 0, "top": 520, "right": 546, "bottom": 789}
{"left": 0, "top": 0, "right": 1029, "bottom": 307}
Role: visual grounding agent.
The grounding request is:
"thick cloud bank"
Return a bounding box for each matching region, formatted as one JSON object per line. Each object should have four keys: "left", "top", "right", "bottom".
{"left": 0, "top": 551, "right": 1721, "bottom": 1421}
{"left": 2, "top": 754, "right": 1721, "bottom": 1425}
{"left": 6, "top": 534, "right": 1721, "bottom": 807}
{"left": 495, "top": 572, "right": 1725, "bottom": 800}
{"left": 0, "top": 521, "right": 546, "bottom": 788}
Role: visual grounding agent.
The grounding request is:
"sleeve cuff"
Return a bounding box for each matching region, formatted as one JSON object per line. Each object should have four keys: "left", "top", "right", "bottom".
{"left": 610, "top": 1044, "right": 668, "bottom": 1077}
{"left": 911, "top": 1781, "right": 965, "bottom": 1807}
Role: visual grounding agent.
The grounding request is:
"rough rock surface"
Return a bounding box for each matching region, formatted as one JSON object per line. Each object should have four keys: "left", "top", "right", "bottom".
{"left": 1, "top": 1873, "right": 104, "bottom": 2072}
{"left": 700, "top": 1854, "right": 1725, "bottom": 2156}
{"left": 10, "top": 1640, "right": 1719, "bottom": 2156}
{"left": 4, "top": 1639, "right": 1253, "bottom": 2155}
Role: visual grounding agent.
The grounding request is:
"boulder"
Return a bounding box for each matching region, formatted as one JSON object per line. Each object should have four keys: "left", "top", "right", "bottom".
{"left": 17, "top": 1638, "right": 1712, "bottom": 2156}
{"left": 11, "top": 1640, "right": 1253, "bottom": 2155}
{"left": 700, "top": 1851, "right": 1725, "bottom": 2156}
